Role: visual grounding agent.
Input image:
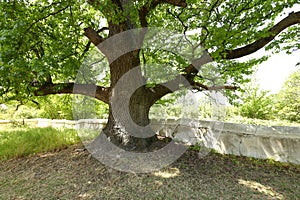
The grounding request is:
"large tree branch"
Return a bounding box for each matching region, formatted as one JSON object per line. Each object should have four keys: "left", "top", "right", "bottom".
{"left": 183, "top": 51, "right": 213, "bottom": 75}
{"left": 225, "top": 11, "right": 300, "bottom": 59}
{"left": 148, "top": 75, "right": 237, "bottom": 106}
{"left": 192, "top": 82, "right": 238, "bottom": 91}
{"left": 146, "top": 48, "right": 241, "bottom": 104}
{"left": 148, "top": 51, "right": 213, "bottom": 102}
{"left": 147, "top": 10, "right": 300, "bottom": 103}
{"left": 84, "top": 27, "right": 106, "bottom": 47}
{"left": 34, "top": 83, "right": 110, "bottom": 104}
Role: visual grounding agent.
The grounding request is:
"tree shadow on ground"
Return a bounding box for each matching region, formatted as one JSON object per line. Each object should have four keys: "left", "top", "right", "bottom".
{"left": 0, "top": 144, "right": 299, "bottom": 200}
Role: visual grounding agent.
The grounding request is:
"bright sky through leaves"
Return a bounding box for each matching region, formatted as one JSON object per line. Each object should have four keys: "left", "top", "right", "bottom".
{"left": 256, "top": 50, "right": 299, "bottom": 93}
{"left": 243, "top": 3, "right": 300, "bottom": 94}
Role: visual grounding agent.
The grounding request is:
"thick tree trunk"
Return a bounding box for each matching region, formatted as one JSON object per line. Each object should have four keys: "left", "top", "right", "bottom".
{"left": 100, "top": 43, "right": 161, "bottom": 151}
{"left": 103, "top": 87, "right": 159, "bottom": 151}
{"left": 92, "top": 11, "right": 168, "bottom": 151}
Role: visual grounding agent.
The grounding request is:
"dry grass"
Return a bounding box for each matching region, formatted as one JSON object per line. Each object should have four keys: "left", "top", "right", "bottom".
{"left": 1, "top": 143, "right": 299, "bottom": 200}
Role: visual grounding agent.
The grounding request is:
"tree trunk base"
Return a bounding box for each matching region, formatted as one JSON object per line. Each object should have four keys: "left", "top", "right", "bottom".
{"left": 101, "top": 120, "right": 172, "bottom": 152}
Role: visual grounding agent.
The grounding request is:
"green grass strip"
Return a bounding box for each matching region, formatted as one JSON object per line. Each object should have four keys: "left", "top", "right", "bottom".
{"left": 0, "top": 127, "right": 81, "bottom": 160}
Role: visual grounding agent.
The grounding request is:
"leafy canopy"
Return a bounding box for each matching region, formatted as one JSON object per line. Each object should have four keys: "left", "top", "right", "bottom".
{"left": 0, "top": 0, "right": 299, "bottom": 103}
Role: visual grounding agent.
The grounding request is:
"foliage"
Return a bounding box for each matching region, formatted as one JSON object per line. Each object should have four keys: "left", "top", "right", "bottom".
{"left": 276, "top": 69, "right": 300, "bottom": 122}
{"left": 0, "top": 101, "right": 40, "bottom": 119}
{"left": 0, "top": 0, "right": 88, "bottom": 101}
{"left": 0, "top": 0, "right": 299, "bottom": 103}
{"left": 37, "top": 95, "right": 74, "bottom": 119}
{"left": 236, "top": 81, "right": 275, "bottom": 120}
{"left": 0, "top": 127, "right": 80, "bottom": 160}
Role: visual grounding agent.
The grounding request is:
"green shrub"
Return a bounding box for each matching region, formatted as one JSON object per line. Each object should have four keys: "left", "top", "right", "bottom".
{"left": 237, "top": 83, "right": 275, "bottom": 120}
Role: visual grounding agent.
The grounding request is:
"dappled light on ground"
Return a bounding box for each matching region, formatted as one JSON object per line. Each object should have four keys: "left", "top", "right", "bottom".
{"left": 238, "top": 179, "right": 284, "bottom": 199}
{"left": 153, "top": 167, "right": 180, "bottom": 178}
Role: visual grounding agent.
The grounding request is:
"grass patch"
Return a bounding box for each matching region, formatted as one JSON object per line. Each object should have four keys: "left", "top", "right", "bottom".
{"left": 0, "top": 127, "right": 81, "bottom": 160}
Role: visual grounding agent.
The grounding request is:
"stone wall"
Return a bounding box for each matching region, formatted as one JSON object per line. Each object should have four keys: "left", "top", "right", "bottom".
{"left": 153, "top": 119, "right": 300, "bottom": 165}
{"left": 1, "top": 118, "right": 299, "bottom": 164}
{"left": 216, "top": 122, "right": 300, "bottom": 164}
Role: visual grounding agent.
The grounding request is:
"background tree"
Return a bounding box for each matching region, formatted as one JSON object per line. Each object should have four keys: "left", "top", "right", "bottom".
{"left": 0, "top": 0, "right": 300, "bottom": 150}
{"left": 276, "top": 69, "right": 300, "bottom": 122}
{"left": 237, "top": 81, "right": 275, "bottom": 120}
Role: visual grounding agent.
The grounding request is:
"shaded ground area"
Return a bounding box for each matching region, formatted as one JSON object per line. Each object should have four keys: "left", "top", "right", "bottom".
{"left": 0, "top": 143, "right": 299, "bottom": 200}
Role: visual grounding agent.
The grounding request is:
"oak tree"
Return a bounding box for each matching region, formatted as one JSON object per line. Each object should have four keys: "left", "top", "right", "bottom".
{"left": 1, "top": 0, "right": 299, "bottom": 150}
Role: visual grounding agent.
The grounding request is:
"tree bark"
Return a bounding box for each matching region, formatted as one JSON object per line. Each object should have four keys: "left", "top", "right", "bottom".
{"left": 103, "top": 86, "right": 159, "bottom": 151}
{"left": 35, "top": 83, "right": 109, "bottom": 104}
{"left": 100, "top": 26, "right": 160, "bottom": 150}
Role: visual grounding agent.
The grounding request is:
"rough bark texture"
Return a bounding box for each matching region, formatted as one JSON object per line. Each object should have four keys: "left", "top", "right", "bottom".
{"left": 102, "top": 28, "right": 160, "bottom": 150}
{"left": 103, "top": 74, "right": 165, "bottom": 150}
{"left": 103, "top": 96, "right": 158, "bottom": 151}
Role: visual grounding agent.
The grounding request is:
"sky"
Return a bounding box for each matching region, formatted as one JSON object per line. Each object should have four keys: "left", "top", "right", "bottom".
{"left": 241, "top": 49, "right": 299, "bottom": 94}
{"left": 255, "top": 50, "right": 299, "bottom": 94}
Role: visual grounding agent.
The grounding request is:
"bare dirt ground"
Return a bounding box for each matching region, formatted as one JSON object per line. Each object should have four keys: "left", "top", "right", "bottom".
{"left": 1, "top": 143, "right": 299, "bottom": 200}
